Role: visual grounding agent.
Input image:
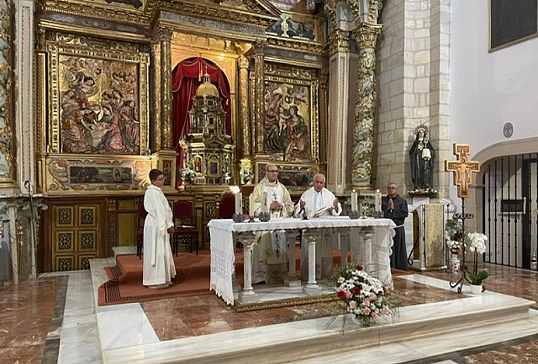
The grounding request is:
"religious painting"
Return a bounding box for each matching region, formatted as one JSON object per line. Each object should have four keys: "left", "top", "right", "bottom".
{"left": 162, "top": 160, "right": 173, "bottom": 187}
{"left": 58, "top": 55, "right": 141, "bottom": 155}
{"left": 490, "top": 0, "right": 538, "bottom": 51}
{"left": 264, "top": 79, "right": 317, "bottom": 162}
{"left": 69, "top": 166, "right": 132, "bottom": 184}
{"left": 256, "top": 163, "right": 317, "bottom": 191}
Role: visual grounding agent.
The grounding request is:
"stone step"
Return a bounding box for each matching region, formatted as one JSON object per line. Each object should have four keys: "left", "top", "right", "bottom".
{"left": 101, "top": 277, "right": 536, "bottom": 364}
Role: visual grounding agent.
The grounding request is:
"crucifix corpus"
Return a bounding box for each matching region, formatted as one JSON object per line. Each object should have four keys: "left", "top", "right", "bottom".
{"left": 445, "top": 144, "right": 480, "bottom": 198}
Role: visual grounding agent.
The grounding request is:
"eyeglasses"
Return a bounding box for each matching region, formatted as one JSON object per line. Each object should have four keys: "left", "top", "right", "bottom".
{"left": 267, "top": 170, "right": 278, "bottom": 173}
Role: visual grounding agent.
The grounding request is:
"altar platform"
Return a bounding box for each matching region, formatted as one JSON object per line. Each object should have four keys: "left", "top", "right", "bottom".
{"left": 43, "top": 251, "right": 538, "bottom": 364}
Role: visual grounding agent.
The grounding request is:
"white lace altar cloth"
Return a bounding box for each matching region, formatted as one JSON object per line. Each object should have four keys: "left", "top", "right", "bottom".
{"left": 208, "top": 216, "right": 396, "bottom": 305}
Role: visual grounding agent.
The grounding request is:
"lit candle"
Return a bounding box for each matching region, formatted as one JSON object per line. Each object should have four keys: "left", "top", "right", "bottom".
{"left": 375, "top": 189, "right": 382, "bottom": 211}
{"left": 235, "top": 192, "right": 242, "bottom": 215}
{"left": 249, "top": 194, "right": 255, "bottom": 217}
{"left": 351, "top": 189, "right": 358, "bottom": 212}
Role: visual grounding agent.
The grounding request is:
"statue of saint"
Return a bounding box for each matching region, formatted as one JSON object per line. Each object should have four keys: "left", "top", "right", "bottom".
{"left": 409, "top": 127, "right": 435, "bottom": 191}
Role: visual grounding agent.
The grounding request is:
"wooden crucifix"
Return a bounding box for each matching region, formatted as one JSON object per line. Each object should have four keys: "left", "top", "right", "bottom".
{"left": 445, "top": 144, "right": 480, "bottom": 198}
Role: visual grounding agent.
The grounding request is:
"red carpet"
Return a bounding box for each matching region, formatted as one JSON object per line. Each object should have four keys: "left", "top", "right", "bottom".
{"left": 98, "top": 249, "right": 412, "bottom": 306}
{"left": 98, "top": 251, "right": 244, "bottom": 306}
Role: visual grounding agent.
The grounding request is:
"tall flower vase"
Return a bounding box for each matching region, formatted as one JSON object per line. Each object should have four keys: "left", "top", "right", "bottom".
{"left": 450, "top": 254, "right": 460, "bottom": 273}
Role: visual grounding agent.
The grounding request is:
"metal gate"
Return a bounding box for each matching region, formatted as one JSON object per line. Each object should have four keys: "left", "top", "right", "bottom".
{"left": 482, "top": 154, "right": 538, "bottom": 269}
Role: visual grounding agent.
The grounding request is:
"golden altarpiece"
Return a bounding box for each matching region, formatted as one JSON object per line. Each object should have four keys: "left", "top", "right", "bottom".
{"left": 0, "top": 0, "right": 384, "bottom": 279}
{"left": 182, "top": 73, "right": 235, "bottom": 186}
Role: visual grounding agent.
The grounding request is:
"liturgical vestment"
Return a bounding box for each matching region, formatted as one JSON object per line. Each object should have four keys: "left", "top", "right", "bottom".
{"left": 294, "top": 187, "right": 341, "bottom": 279}
{"left": 143, "top": 185, "right": 176, "bottom": 286}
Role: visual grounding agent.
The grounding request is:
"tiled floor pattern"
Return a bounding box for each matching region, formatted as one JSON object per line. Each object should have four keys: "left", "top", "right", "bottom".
{"left": 2, "top": 255, "right": 538, "bottom": 363}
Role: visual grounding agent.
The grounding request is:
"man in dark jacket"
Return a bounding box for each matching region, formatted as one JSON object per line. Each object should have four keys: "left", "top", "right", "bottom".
{"left": 382, "top": 183, "right": 409, "bottom": 271}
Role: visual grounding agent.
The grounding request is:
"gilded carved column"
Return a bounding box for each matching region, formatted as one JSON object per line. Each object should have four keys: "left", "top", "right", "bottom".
{"left": 351, "top": 23, "right": 382, "bottom": 188}
{"left": 151, "top": 38, "right": 162, "bottom": 152}
{"left": 0, "top": 0, "right": 16, "bottom": 189}
{"left": 318, "top": 67, "right": 329, "bottom": 165}
{"left": 252, "top": 40, "right": 266, "bottom": 155}
{"left": 159, "top": 27, "right": 173, "bottom": 150}
{"left": 237, "top": 55, "right": 250, "bottom": 157}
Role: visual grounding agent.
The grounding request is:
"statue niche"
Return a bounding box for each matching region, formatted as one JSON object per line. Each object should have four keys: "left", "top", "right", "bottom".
{"left": 180, "top": 73, "right": 234, "bottom": 185}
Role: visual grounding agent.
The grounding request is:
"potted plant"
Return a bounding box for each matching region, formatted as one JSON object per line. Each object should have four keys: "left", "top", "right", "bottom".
{"left": 464, "top": 232, "right": 489, "bottom": 294}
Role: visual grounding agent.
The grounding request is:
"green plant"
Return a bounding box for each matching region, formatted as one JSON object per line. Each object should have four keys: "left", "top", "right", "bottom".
{"left": 463, "top": 265, "right": 489, "bottom": 285}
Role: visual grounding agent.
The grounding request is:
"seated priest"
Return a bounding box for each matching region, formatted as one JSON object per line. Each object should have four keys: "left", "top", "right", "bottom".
{"left": 294, "top": 173, "right": 341, "bottom": 280}
{"left": 251, "top": 163, "right": 294, "bottom": 284}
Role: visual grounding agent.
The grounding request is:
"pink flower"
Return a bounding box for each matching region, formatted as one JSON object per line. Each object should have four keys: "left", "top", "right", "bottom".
{"left": 363, "top": 307, "right": 371, "bottom": 315}
{"left": 372, "top": 312, "right": 379, "bottom": 320}
{"left": 364, "top": 300, "right": 370, "bottom": 307}
{"left": 337, "top": 277, "right": 345, "bottom": 283}
{"left": 345, "top": 290, "right": 353, "bottom": 299}
{"left": 349, "top": 301, "right": 357, "bottom": 309}
{"left": 369, "top": 292, "right": 377, "bottom": 300}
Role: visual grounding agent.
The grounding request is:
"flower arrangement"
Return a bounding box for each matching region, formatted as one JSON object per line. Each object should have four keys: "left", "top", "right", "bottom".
{"left": 463, "top": 232, "right": 489, "bottom": 285}
{"left": 181, "top": 163, "right": 196, "bottom": 183}
{"left": 445, "top": 218, "right": 464, "bottom": 254}
{"left": 333, "top": 263, "right": 399, "bottom": 327}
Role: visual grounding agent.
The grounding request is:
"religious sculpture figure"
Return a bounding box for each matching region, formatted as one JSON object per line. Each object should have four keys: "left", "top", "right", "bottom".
{"left": 284, "top": 105, "right": 311, "bottom": 161}
{"left": 409, "top": 127, "right": 435, "bottom": 191}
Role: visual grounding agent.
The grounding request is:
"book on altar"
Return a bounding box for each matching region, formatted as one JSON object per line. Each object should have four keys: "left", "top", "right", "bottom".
{"left": 308, "top": 205, "right": 331, "bottom": 218}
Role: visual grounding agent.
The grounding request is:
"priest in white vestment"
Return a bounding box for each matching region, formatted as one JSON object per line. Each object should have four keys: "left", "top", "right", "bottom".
{"left": 294, "top": 173, "right": 341, "bottom": 279}
{"left": 143, "top": 169, "right": 176, "bottom": 289}
{"left": 251, "top": 163, "right": 294, "bottom": 284}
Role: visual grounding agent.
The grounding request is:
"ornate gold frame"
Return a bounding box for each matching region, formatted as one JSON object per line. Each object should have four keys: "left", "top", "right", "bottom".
{"left": 39, "top": 33, "right": 151, "bottom": 195}
{"left": 263, "top": 73, "right": 319, "bottom": 163}
{"left": 255, "top": 162, "right": 318, "bottom": 192}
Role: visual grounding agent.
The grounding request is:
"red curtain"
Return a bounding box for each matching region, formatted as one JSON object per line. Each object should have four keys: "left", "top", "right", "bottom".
{"left": 172, "top": 58, "right": 231, "bottom": 182}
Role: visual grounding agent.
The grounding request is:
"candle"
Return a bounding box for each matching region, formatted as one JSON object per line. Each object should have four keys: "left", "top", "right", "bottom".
{"left": 262, "top": 191, "right": 268, "bottom": 213}
{"left": 235, "top": 192, "right": 242, "bottom": 215}
{"left": 375, "top": 189, "right": 382, "bottom": 211}
{"left": 351, "top": 189, "right": 358, "bottom": 212}
{"left": 249, "top": 194, "right": 255, "bottom": 217}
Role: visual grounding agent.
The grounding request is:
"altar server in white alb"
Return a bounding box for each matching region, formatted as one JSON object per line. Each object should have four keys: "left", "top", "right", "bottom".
{"left": 143, "top": 169, "right": 176, "bottom": 289}
{"left": 251, "top": 163, "right": 294, "bottom": 284}
{"left": 294, "top": 173, "right": 341, "bottom": 279}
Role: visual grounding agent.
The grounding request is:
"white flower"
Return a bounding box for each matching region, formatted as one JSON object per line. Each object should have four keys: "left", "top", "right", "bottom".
{"left": 468, "top": 232, "right": 487, "bottom": 254}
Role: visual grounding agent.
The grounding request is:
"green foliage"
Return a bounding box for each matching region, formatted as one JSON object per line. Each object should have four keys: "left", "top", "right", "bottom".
{"left": 463, "top": 265, "right": 489, "bottom": 285}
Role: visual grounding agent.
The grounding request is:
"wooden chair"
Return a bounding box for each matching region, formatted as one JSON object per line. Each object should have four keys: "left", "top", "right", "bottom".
{"left": 218, "top": 192, "right": 236, "bottom": 219}
{"left": 136, "top": 202, "right": 148, "bottom": 258}
{"left": 172, "top": 200, "right": 199, "bottom": 255}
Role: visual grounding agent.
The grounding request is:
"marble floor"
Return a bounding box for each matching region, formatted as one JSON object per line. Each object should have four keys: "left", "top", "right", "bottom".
{"left": 2, "top": 252, "right": 538, "bottom": 364}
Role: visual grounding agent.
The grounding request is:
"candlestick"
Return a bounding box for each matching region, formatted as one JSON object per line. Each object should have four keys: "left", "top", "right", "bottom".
{"left": 351, "top": 189, "right": 358, "bottom": 212}
{"left": 375, "top": 189, "right": 382, "bottom": 211}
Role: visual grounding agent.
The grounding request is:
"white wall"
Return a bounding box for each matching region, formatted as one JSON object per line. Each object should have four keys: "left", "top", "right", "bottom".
{"left": 449, "top": 1, "right": 538, "bottom": 202}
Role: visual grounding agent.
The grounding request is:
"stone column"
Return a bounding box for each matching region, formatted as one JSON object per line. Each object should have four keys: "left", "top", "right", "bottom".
{"left": 327, "top": 29, "right": 352, "bottom": 194}
{"left": 159, "top": 27, "right": 173, "bottom": 150}
{"left": 252, "top": 40, "right": 266, "bottom": 155}
{"left": 237, "top": 55, "right": 250, "bottom": 157}
{"left": 351, "top": 23, "right": 382, "bottom": 188}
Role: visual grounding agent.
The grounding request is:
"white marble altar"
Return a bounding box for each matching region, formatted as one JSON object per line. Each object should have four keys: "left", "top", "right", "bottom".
{"left": 208, "top": 216, "right": 396, "bottom": 304}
